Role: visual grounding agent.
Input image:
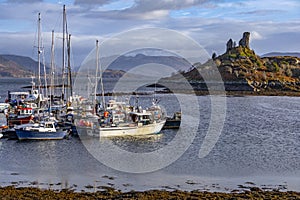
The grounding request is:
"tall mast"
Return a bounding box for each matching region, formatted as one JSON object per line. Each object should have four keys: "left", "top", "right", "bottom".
{"left": 94, "top": 40, "right": 99, "bottom": 109}
{"left": 42, "top": 44, "right": 48, "bottom": 107}
{"left": 50, "top": 30, "right": 55, "bottom": 105}
{"left": 67, "top": 34, "right": 73, "bottom": 99}
{"left": 96, "top": 40, "right": 105, "bottom": 109}
{"left": 61, "top": 4, "right": 66, "bottom": 101}
{"left": 37, "top": 12, "right": 41, "bottom": 108}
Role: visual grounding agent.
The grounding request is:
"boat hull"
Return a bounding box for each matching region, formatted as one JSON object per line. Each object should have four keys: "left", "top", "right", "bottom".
{"left": 99, "top": 120, "right": 166, "bottom": 137}
{"left": 1, "top": 129, "right": 18, "bottom": 139}
{"left": 163, "top": 119, "right": 181, "bottom": 129}
{"left": 15, "top": 129, "right": 67, "bottom": 140}
{"left": 8, "top": 115, "right": 33, "bottom": 127}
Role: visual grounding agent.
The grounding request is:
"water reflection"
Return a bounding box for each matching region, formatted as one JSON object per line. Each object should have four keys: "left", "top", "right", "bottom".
{"left": 0, "top": 95, "right": 299, "bottom": 192}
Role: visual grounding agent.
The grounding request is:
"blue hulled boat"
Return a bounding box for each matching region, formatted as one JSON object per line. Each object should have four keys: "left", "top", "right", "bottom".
{"left": 15, "top": 121, "right": 67, "bottom": 140}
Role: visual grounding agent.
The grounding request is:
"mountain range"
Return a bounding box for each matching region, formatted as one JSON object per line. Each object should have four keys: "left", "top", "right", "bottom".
{"left": 1, "top": 52, "right": 299, "bottom": 79}
{"left": 0, "top": 54, "right": 49, "bottom": 77}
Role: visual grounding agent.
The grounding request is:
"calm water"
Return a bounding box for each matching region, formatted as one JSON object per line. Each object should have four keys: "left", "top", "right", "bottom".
{"left": 0, "top": 78, "right": 299, "bottom": 192}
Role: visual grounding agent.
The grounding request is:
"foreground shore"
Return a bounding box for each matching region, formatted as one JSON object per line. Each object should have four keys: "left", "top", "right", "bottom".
{"left": 1, "top": 186, "right": 299, "bottom": 199}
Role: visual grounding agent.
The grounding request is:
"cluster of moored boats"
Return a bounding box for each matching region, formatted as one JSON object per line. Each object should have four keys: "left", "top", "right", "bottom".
{"left": 0, "top": 87, "right": 71, "bottom": 140}
{"left": 75, "top": 99, "right": 167, "bottom": 138}
{"left": 0, "top": 85, "right": 181, "bottom": 140}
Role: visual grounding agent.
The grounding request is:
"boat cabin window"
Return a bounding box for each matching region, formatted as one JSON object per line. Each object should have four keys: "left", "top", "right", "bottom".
{"left": 45, "top": 123, "right": 54, "bottom": 128}
{"left": 140, "top": 115, "right": 150, "bottom": 121}
{"left": 20, "top": 109, "right": 32, "bottom": 115}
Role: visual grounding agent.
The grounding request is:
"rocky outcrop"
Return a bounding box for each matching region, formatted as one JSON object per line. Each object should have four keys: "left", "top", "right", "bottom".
{"left": 216, "top": 35, "right": 300, "bottom": 92}
{"left": 238, "top": 32, "right": 250, "bottom": 48}
{"left": 171, "top": 32, "right": 300, "bottom": 93}
{"left": 226, "top": 32, "right": 250, "bottom": 52}
{"left": 226, "top": 39, "right": 234, "bottom": 52}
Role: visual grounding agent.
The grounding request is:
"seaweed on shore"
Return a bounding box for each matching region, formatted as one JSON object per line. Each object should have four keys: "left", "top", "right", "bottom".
{"left": 0, "top": 186, "right": 299, "bottom": 200}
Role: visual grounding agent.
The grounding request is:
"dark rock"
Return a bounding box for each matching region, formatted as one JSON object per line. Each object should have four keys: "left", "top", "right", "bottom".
{"left": 250, "top": 187, "right": 262, "bottom": 192}
{"left": 239, "top": 32, "right": 250, "bottom": 48}
{"left": 212, "top": 52, "right": 217, "bottom": 60}
{"left": 226, "top": 38, "right": 234, "bottom": 52}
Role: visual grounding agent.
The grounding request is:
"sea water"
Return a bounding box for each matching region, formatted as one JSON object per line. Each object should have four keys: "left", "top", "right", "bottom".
{"left": 0, "top": 78, "right": 299, "bottom": 192}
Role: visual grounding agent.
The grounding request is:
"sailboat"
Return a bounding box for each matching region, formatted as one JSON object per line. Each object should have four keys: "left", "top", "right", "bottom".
{"left": 15, "top": 13, "right": 68, "bottom": 140}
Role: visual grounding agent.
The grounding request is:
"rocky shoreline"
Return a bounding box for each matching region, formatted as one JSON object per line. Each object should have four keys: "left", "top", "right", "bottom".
{"left": 0, "top": 186, "right": 299, "bottom": 199}
{"left": 154, "top": 88, "right": 300, "bottom": 97}
{"left": 197, "top": 90, "right": 300, "bottom": 96}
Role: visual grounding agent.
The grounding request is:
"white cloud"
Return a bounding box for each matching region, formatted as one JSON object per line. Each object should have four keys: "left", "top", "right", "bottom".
{"left": 74, "top": 0, "right": 212, "bottom": 20}
{"left": 74, "top": 0, "right": 115, "bottom": 6}
{"left": 250, "top": 31, "right": 263, "bottom": 40}
{"left": 0, "top": 0, "right": 299, "bottom": 65}
{"left": 137, "top": 10, "right": 170, "bottom": 20}
{"left": 5, "top": 0, "right": 42, "bottom": 3}
{"left": 132, "top": 0, "right": 209, "bottom": 11}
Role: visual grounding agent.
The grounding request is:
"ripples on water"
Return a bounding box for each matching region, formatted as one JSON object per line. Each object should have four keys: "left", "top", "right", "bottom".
{"left": 0, "top": 78, "right": 299, "bottom": 192}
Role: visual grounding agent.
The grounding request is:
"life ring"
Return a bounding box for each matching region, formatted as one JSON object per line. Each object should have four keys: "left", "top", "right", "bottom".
{"left": 104, "top": 111, "right": 109, "bottom": 118}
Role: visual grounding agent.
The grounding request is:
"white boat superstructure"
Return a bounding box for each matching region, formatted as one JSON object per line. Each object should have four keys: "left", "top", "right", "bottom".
{"left": 74, "top": 98, "right": 166, "bottom": 138}
{"left": 99, "top": 110, "right": 166, "bottom": 137}
{"left": 74, "top": 39, "right": 166, "bottom": 138}
{"left": 97, "top": 100, "right": 166, "bottom": 137}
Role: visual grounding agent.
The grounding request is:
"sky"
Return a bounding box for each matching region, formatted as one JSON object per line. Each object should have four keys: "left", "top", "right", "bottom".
{"left": 0, "top": 0, "right": 299, "bottom": 66}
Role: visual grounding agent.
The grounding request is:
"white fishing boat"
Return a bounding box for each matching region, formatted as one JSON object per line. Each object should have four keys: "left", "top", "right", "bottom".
{"left": 99, "top": 110, "right": 166, "bottom": 137}
{"left": 75, "top": 40, "right": 166, "bottom": 138}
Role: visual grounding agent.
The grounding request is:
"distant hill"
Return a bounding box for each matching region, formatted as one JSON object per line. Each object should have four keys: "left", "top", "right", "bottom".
{"left": 262, "top": 52, "right": 300, "bottom": 58}
{"left": 104, "top": 54, "right": 191, "bottom": 72}
{"left": 74, "top": 54, "right": 192, "bottom": 78}
{"left": 102, "top": 69, "right": 126, "bottom": 78}
{"left": 1, "top": 53, "right": 151, "bottom": 79}
{"left": 0, "top": 54, "right": 51, "bottom": 77}
{"left": 0, "top": 55, "right": 33, "bottom": 77}
{"left": 1, "top": 54, "right": 50, "bottom": 75}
